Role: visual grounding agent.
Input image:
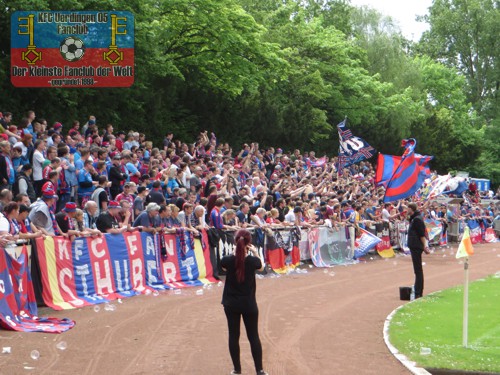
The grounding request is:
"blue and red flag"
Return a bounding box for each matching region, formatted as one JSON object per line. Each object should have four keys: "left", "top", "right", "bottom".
{"left": 337, "top": 119, "right": 376, "bottom": 172}
{"left": 354, "top": 229, "right": 382, "bottom": 259}
{"left": 376, "top": 139, "right": 433, "bottom": 203}
{"left": 0, "top": 246, "right": 75, "bottom": 332}
{"left": 306, "top": 156, "right": 328, "bottom": 168}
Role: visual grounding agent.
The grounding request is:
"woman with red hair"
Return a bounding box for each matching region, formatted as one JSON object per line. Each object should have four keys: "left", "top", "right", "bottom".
{"left": 221, "top": 229, "right": 268, "bottom": 375}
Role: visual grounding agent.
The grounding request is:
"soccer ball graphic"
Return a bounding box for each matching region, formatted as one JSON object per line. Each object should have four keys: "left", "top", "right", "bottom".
{"left": 60, "top": 37, "right": 85, "bottom": 62}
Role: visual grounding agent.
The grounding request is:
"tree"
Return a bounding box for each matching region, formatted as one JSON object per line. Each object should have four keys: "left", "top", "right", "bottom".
{"left": 409, "top": 56, "right": 482, "bottom": 172}
{"left": 418, "top": 0, "right": 500, "bottom": 119}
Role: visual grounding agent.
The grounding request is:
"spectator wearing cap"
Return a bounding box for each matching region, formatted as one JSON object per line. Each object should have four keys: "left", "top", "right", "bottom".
{"left": 53, "top": 122, "right": 63, "bottom": 134}
{"left": 170, "top": 154, "right": 181, "bottom": 168}
{"left": 13, "top": 163, "right": 36, "bottom": 203}
{"left": 133, "top": 202, "right": 161, "bottom": 233}
{"left": 28, "top": 184, "right": 62, "bottom": 236}
{"left": 109, "top": 153, "right": 127, "bottom": 199}
{"left": 55, "top": 202, "right": 82, "bottom": 237}
{"left": 133, "top": 186, "right": 149, "bottom": 218}
{"left": 96, "top": 200, "right": 127, "bottom": 234}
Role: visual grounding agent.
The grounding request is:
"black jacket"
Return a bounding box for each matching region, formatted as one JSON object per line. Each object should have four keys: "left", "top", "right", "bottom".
{"left": 13, "top": 172, "right": 37, "bottom": 203}
{"left": 108, "top": 165, "right": 127, "bottom": 189}
{"left": 408, "top": 211, "right": 426, "bottom": 250}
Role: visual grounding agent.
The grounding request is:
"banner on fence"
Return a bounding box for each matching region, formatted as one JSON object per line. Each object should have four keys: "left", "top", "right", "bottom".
{"left": 374, "top": 222, "right": 395, "bottom": 258}
{"left": 354, "top": 229, "right": 382, "bottom": 259}
{"left": 0, "top": 246, "right": 75, "bottom": 332}
{"left": 308, "top": 227, "right": 351, "bottom": 267}
{"left": 35, "top": 230, "right": 215, "bottom": 310}
{"left": 485, "top": 228, "right": 497, "bottom": 243}
{"left": 395, "top": 221, "right": 409, "bottom": 252}
{"left": 466, "top": 220, "right": 482, "bottom": 244}
{"left": 160, "top": 230, "right": 216, "bottom": 288}
{"left": 425, "top": 219, "right": 443, "bottom": 244}
{"left": 265, "top": 229, "right": 300, "bottom": 273}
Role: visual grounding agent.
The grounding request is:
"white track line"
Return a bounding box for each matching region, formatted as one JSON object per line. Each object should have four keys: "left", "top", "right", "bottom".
{"left": 383, "top": 303, "right": 432, "bottom": 375}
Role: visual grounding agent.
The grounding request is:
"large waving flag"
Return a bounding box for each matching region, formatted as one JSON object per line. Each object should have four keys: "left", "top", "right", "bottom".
{"left": 376, "top": 139, "right": 433, "bottom": 202}
{"left": 456, "top": 226, "right": 474, "bottom": 258}
{"left": 337, "top": 120, "right": 375, "bottom": 171}
{"left": 375, "top": 154, "right": 402, "bottom": 188}
{"left": 376, "top": 154, "right": 432, "bottom": 188}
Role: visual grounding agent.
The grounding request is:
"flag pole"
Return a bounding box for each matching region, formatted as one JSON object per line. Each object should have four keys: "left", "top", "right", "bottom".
{"left": 463, "top": 257, "right": 469, "bottom": 348}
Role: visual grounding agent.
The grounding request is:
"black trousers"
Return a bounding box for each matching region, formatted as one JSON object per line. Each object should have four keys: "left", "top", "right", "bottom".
{"left": 410, "top": 248, "right": 424, "bottom": 297}
{"left": 224, "top": 306, "right": 263, "bottom": 373}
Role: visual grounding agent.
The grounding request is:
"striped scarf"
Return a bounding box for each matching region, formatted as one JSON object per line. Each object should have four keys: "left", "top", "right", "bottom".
{"left": 46, "top": 201, "right": 60, "bottom": 235}
{"left": 176, "top": 228, "right": 194, "bottom": 257}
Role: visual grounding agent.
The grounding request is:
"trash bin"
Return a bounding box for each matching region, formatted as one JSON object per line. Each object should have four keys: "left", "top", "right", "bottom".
{"left": 399, "top": 286, "right": 412, "bottom": 300}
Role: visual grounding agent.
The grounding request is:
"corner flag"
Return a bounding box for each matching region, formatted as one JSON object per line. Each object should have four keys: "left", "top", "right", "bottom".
{"left": 456, "top": 226, "right": 474, "bottom": 259}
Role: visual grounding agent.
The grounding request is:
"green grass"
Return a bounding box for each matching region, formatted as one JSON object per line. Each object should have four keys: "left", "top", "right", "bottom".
{"left": 389, "top": 274, "right": 500, "bottom": 373}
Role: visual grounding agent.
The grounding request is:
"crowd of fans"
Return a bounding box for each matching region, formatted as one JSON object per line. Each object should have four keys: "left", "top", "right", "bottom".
{"left": 0, "top": 110, "right": 498, "bottom": 250}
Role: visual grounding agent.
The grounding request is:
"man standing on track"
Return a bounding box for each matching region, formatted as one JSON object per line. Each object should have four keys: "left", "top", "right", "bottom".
{"left": 407, "top": 202, "right": 430, "bottom": 299}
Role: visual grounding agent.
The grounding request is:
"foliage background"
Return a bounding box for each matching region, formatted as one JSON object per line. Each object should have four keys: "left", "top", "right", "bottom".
{"left": 1, "top": 0, "right": 499, "bottom": 186}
